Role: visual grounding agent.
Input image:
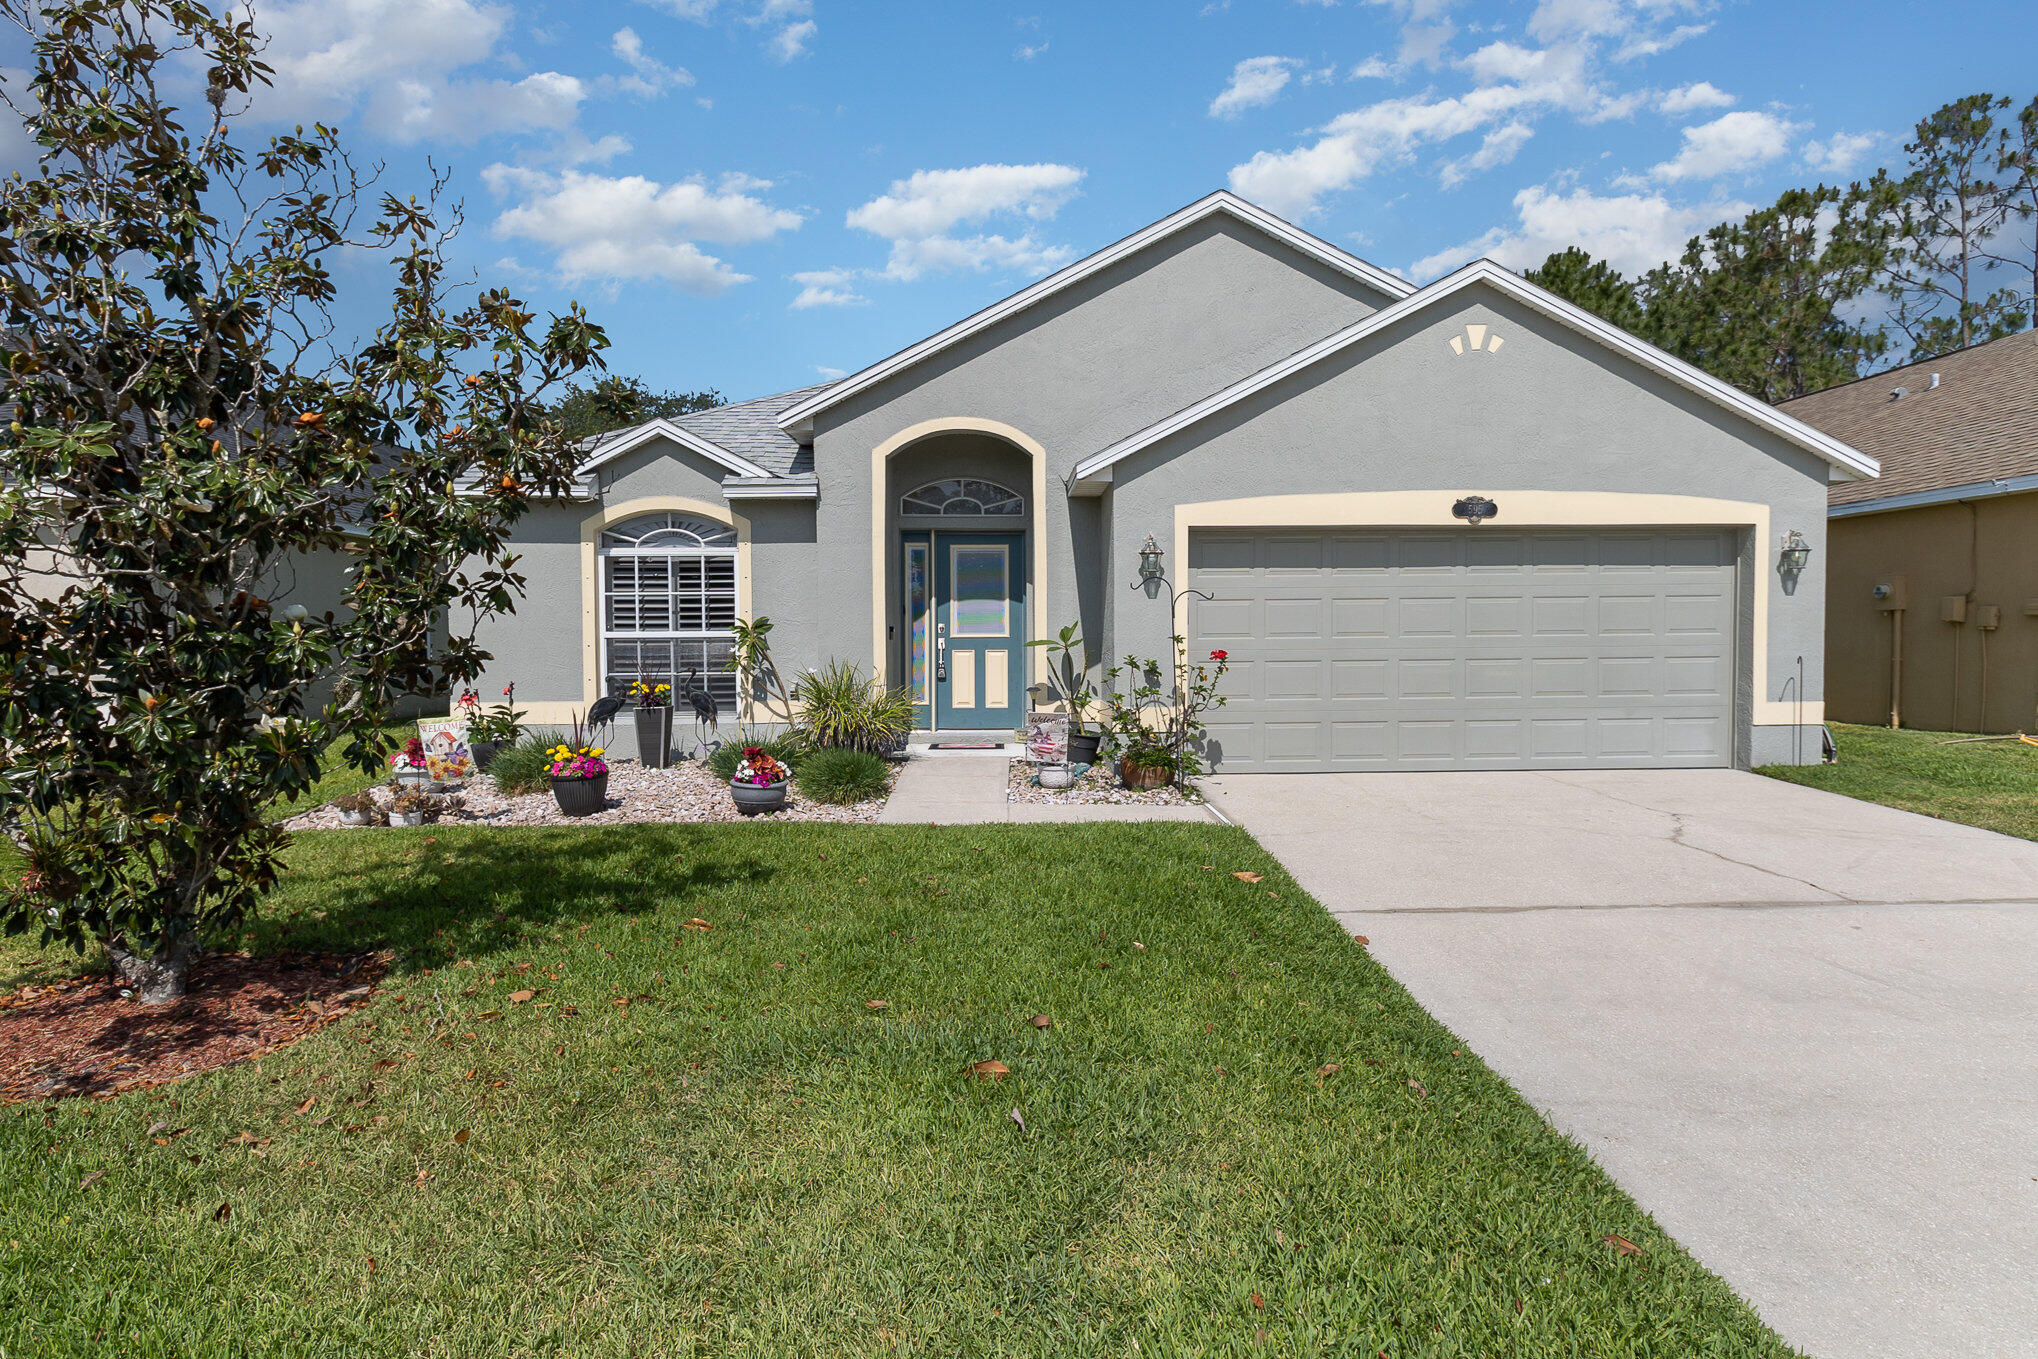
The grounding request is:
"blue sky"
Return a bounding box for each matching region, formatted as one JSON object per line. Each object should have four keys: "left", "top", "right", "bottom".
{"left": 11, "top": 0, "right": 2036, "bottom": 402}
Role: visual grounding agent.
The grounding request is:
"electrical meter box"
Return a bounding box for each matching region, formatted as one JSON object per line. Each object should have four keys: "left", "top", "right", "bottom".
{"left": 1872, "top": 575, "right": 1910, "bottom": 611}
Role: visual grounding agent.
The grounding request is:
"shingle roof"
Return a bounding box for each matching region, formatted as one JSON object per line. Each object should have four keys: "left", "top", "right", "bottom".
{"left": 669, "top": 382, "right": 832, "bottom": 476}
{"left": 1780, "top": 329, "right": 2038, "bottom": 508}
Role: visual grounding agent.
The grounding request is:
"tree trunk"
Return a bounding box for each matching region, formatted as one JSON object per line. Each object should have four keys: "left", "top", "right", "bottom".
{"left": 107, "top": 928, "right": 199, "bottom": 1004}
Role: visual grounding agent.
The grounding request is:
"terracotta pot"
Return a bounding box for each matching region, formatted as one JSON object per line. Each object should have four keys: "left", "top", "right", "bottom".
{"left": 730, "top": 778, "right": 789, "bottom": 815}
{"left": 1119, "top": 757, "right": 1175, "bottom": 790}
{"left": 550, "top": 772, "right": 609, "bottom": 817}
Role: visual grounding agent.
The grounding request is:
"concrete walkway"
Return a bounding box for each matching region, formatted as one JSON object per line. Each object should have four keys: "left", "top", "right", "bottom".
{"left": 1205, "top": 769, "right": 2038, "bottom": 1359}
{"left": 878, "top": 755, "right": 1217, "bottom": 825}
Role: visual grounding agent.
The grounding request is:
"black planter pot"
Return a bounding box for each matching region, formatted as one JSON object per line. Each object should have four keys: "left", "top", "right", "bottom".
{"left": 550, "top": 772, "right": 609, "bottom": 817}
{"left": 469, "top": 740, "right": 501, "bottom": 771}
{"left": 730, "top": 778, "right": 789, "bottom": 815}
{"left": 633, "top": 706, "right": 674, "bottom": 769}
{"left": 1066, "top": 730, "right": 1102, "bottom": 766}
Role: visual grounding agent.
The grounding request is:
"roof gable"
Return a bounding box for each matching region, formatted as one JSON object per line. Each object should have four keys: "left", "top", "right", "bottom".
{"left": 774, "top": 191, "right": 1413, "bottom": 437}
{"left": 1073, "top": 259, "right": 1880, "bottom": 485}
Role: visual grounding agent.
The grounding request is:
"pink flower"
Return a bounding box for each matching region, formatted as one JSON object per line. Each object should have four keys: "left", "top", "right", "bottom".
{"left": 1209, "top": 649, "right": 1229, "bottom": 662}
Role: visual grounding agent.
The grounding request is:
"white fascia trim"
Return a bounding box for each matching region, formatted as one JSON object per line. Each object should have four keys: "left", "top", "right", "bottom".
{"left": 574, "top": 418, "right": 776, "bottom": 481}
{"left": 1829, "top": 473, "right": 2038, "bottom": 518}
{"left": 1073, "top": 259, "right": 1883, "bottom": 485}
{"left": 722, "top": 477, "right": 819, "bottom": 501}
{"left": 774, "top": 190, "right": 1414, "bottom": 435}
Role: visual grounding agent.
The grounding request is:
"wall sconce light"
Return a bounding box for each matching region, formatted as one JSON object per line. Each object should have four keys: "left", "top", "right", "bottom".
{"left": 1779, "top": 530, "right": 1812, "bottom": 573}
{"left": 1136, "top": 534, "right": 1166, "bottom": 583}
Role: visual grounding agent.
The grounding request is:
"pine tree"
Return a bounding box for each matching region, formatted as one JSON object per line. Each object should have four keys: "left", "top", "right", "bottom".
{"left": 1523, "top": 247, "right": 1646, "bottom": 333}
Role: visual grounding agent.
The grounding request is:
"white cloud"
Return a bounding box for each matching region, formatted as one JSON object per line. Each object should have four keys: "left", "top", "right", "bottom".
{"left": 1210, "top": 56, "right": 1298, "bottom": 119}
{"left": 846, "top": 163, "right": 1084, "bottom": 279}
{"left": 814, "top": 365, "right": 847, "bottom": 380}
{"left": 768, "top": 18, "right": 817, "bottom": 61}
{"left": 1351, "top": 56, "right": 1396, "bottom": 79}
{"left": 789, "top": 268, "right": 866, "bottom": 308}
{"left": 1616, "top": 22, "right": 1709, "bottom": 61}
{"left": 1015, "top": 41, "right": 1049, "bottom": 60}
{"left": 1803, "top": 130, "right": 1880, "bottom": 176}
{"left": 1649, "top": 109, "right": 1800, "bottom": 182}
{"left": 640, "top": 0, "right": 817, "bottom": 62}
{"left": 1408, "top": 182, "right": 1749, "bottom": 279}
{"left": 1439, "top": 120, "right": 1534, "bottom": 186}
{"left": 483, "top": 166, "right": 801, "bottom": 293}
{"left": 1656, "top": 81, "right": 1733, "bottom": 115}
{"left": 610, "top": 27, "right": 694, "bottom": 96}
{"left": 246, "top": 0, "right": 598, "bottom": 142}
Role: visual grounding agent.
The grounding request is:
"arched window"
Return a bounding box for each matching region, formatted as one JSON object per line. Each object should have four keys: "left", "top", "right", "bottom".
{"left": 599, "top": 512, "right": 737, "bottom": 712}
{"left": 900, "top": 478, "right": 1024, "bottom": 517}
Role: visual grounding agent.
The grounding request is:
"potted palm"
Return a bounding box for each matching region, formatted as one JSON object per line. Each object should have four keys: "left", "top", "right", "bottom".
{"left": 1027, "top": 623, "right": 1103, "bottom": 765}
{"left": 729, "top": 745, "right": 791, "bottom": 815}
{"left": 628, "top": 676, "right": 674, "bottom": 769}
{"left": 546, "top": 732, "right": 611, "bottom": 816}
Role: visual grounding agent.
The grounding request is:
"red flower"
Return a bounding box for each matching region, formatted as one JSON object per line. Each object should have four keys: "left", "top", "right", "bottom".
{"left": 1209, "top": 649, "right": 1229, "bottom": 662}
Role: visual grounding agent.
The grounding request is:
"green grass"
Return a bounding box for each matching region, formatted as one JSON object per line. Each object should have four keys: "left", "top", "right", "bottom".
{"left": 1759, "top": 720, "right": 2038, "bottom": 842}
{"left": 0, "top": 823, "right": 1795, "bottom": 1357}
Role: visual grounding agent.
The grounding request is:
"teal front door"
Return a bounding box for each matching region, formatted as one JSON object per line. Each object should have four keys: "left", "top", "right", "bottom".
{"left": 902, "top": 531, "right": 1026, "bottom": 730}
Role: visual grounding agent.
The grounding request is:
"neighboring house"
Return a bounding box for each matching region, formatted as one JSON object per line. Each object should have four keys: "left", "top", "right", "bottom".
{"left": 1782, "top": 329, "right": 2038, "bottom": 734}
{"left": 471, "top": 190, "right": 1875, "bottom": 771}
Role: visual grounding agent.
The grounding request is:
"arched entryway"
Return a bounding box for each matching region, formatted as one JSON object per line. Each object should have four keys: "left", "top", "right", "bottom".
{"left": 869, "top": 419, "right": 1048, "bottom": 731}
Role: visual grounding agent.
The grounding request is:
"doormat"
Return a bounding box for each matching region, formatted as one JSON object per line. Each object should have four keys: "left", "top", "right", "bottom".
{"left": 928, "top": 742, "right": 1003, "bottom": 750}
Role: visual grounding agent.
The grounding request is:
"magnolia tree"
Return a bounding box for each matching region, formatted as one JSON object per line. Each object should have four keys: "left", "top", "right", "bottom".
{"left": 0, "top": 0, "right": 607, "bottom": 1000}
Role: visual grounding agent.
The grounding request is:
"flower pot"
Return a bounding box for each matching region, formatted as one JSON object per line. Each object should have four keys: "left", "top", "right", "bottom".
{"left": 392, "top": 766, "right": 430, "bottom": 789}
{"left": 1119, "top": 757, "right": 1175, "bottom": 790}
{"left": 633, "top": 705, "right": 674, "bottom": 769}
{"left": 730, "top": 778, "right": 789, "bottom": 815}
{"left": 339, "top": 809, "right": 373, "bottom": 827}
{"left": 1066, "top": 730, "right": 1102, "bottom": 766}
{"left": 469, "top": 740, "right": 501, "bottom": 771}
{"left": 550, "top": 773, "right": 609, "bottom": 817}
{"left": 389, "top": 810, "right": 425, "bottom": 828}
{"left": 1037, "top": 764, "right": 1075, "bottom": 789}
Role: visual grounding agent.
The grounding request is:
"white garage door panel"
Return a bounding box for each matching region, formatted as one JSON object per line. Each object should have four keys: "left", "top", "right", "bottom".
{"left": 1189, "top": 528, "right": 1736, "bottom": 772}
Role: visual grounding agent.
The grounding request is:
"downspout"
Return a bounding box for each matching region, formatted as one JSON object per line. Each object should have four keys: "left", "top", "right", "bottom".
{"left": 1889, "top": 607, "right": 1904, "bottom": 729}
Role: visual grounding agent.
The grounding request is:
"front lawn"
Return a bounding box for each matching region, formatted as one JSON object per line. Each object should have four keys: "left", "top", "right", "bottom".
{"left": 0, "top": 823, "right": 1795, "bottom": 1357}
{"left": 1759, "top": 720, "right": 2038, "bottom": 842}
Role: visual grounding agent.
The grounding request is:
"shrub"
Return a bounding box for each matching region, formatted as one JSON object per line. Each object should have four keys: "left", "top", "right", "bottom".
{"left": 794, "top": 661, "right": 915, "bottom": 753}
{"left": 706, "top": 733, "right": 804, "bottom": 781}
{"left": 796, "top": 748, "right": 890, "bottom": 804}
{"left": 486, "top": 733, "right": 562, "bottom": 796}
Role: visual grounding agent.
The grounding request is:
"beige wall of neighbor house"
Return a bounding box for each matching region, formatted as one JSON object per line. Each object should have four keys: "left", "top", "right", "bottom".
{"left": 1827, "top": 491, "right": 2038, "bottom": 734}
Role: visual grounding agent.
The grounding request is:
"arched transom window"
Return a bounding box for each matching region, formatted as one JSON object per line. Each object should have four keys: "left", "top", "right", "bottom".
{"left": 599, "top": 512, "right": 737, "bottom": 712}
{"left": 900, "top": 478, "right": 1024, "bottom": 517}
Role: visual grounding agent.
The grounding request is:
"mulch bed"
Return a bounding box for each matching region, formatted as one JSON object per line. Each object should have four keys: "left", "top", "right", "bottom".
{"left": 0, "top": 950, "right": 387, "bottom": 1103}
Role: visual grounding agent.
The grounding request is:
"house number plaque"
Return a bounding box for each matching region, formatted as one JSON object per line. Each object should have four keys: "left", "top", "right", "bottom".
{"left": 1452, "top": 495, "right": 1498, "bottom": 524}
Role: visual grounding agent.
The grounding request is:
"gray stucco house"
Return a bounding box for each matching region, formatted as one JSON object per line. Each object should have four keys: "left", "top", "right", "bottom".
{"left": 472, "top": 191, "right": 1876, "bottom": 771}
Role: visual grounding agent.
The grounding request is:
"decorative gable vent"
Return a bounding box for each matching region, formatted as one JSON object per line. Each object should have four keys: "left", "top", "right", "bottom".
{"left": 1448, "top": 323, "right": 1505, "bottom": 355}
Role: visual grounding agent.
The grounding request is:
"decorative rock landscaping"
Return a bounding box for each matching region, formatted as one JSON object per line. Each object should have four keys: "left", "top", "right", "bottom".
{"left": 286, "top": 758, "right": 893, "bottom": 830}
{"left": 1006, "top": 759, "right": 1202, "bottom": 806}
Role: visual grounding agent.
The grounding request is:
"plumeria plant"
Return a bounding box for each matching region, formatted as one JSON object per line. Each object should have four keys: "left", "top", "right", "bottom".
{"left": 1102, "top": 641, "right": 1232, "bottom": 778}
{"left": 731, "top": 746, "right": 791, "bottom": 787}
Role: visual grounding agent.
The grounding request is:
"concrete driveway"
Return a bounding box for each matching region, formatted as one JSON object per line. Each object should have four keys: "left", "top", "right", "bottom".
{"left": 1202, "top": 769, "right": 2038, "bottom": 1359}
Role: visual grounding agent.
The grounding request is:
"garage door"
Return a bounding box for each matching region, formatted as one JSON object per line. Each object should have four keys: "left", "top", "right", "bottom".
{"left": 1189, "top": 528, "right": 1736, "bottom": 772}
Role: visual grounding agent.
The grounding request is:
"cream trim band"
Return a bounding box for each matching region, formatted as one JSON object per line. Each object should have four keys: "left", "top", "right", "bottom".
{"left": 1171, "top": 490, "right": 1818, "bottom": 728}
{"left": 868, "top": 418, "right": 1049, "bottom": 692}
{"left": 579, "top": 495, "right": 755, "bottom": 723}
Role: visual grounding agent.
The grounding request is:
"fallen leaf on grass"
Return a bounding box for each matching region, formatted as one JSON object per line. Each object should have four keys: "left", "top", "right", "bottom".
{"left": 1009, "top": 1108, "right": 1026, "bottom": 1132}
{"left": 414, "top": 1168, "right": 431, "bottom": 1186}
{"left": 1031, "top": 1014, "right": 1052, "bottom": 1029}
{"left": 1233, "top": 871, "right": 1263, "bottom": 883}
{"left": 474, "top": 1010, "right": 501, "bottom": 1020}
{"left": 145, "top": 1120, "right": 172, "bottom": 1137}
{"left": 967, "top": 1060, "right": 1010, "bottom": 1081}
{"left": 864, "top": 1000, "right": 889, "bottom": 1010}
{"left": 1603, "top": 1233, "right": 1642, "bottom": 1257}
{"left": 367, "top": 1256, "right": 377, "bottom": 1274}
{"left": 1407, "top": 1079, "right": 1428, "bottom": 1097}
{"left": 1251, "top": 1292, "right": 1264, "bottom": 1310}
{"left": 1351, "top": 935, "right": 1370, "bottom": 947}
{"left": 1316, "top": 1064, "right": 1341, "bottom": 1077}
{"left": 1132, "top": 941, "right": 1146, "bottom": 952}
{"left": 78, "top": 1170, "right": 104, "bottom": 1190}
{"left": 295, "top": 1097, "right": 315, "bottom": 1115}
{"left": 682, "top": 918, "right": 712, "bottom": 932}
{"left": 453, "top": 1129, "right": 470, "bottom": 1145}
{"left": 508, "top": 990, "right": 535, "bottom": 1004}
{"left": 213, "top": 1201, "right": 232, "bottom": 1222}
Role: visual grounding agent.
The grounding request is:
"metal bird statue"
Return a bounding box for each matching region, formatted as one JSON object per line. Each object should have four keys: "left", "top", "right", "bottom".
{"left": 585, "top": 692, "right": 628, "bottom": 741}
{"left": 678, "top": 666, "right": 720, "bottom": 752}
